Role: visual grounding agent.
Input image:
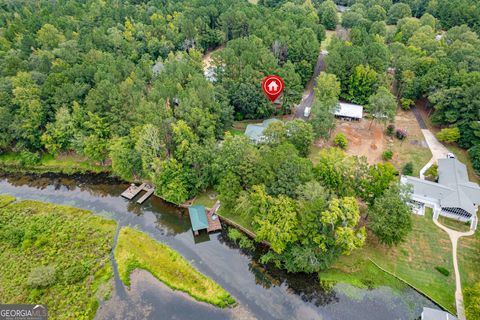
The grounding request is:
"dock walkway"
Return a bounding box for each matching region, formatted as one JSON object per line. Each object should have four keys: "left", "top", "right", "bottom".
{"left": 121, "top": 183, "right": 155, "bottom": 204}
{"left": 206, "top": 201, "right": 222, "bottom": 233}
{"left": 137, "top": 185, "right": 154, "bottom": 204}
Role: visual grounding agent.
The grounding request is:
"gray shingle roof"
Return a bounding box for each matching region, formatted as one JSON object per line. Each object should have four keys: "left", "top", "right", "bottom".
{"left": 405, "top": 158, "right": 480, "bottom": 215}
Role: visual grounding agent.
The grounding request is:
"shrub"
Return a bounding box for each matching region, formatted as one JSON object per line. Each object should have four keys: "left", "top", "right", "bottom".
{"left": 333, "top": 133, "right": 348, "bottom": 149}
{"left": 469, "top": 145, "right": 480, "bottom": 175}
{"left": 435, "top": 266, "right": 450, "bottom": 277}
{"left": 386, "top": 124, "right": 395, "bottom": 136}
{"left": 63, "top": 265, "right": 89, "bottom": 284}
{"left": 424, "top": 164, "right": 438, "bottom": 180}
{"left": 27, "top": 266, "right": 57, "bottom": 288}
{"left": 402, "top": 162, "right": 414, "bottom": 175}
{"left": 18, "top": 151, "right": 41, "bottom": 166}
{"left": 400, "top": 98, "right": 414, "bottom": 110}
{"left": 436, "top": 127, "right": 460, "bottom": 143}
{"left": 396, "top": 129, "right": 407, "bottom": 140}
{"left": 0, "top": 226, "right": 25, "bottom": 247}
{"left": 227, "top": 228, "right": 254, "bottom": 251}
{"left": 382, "top": 150, "right": 393, "bottom": 161}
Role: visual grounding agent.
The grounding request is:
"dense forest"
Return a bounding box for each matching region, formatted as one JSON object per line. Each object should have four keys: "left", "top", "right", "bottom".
{"left": 0, "top": 0, "right": 479, "bottom": 283}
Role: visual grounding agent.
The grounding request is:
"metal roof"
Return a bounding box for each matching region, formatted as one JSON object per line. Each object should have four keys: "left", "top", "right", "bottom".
{"left": 334, "top": 102, "right": 363, "bottom": 119}
{"left": 188, "top": 205, "right": 209, "bottom": 231}
{"left": 421, "top": 307, "right": 457, "bottom": 320}
{"left": 244, "top": 118, "right": 281, "bottom": 143}
{"left": 405, "top": 158, "right": 480, "bottom": 215}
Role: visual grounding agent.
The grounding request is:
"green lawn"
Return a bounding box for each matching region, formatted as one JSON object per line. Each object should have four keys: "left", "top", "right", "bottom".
{"left": 319, "top": 254, "right": 407, "bottom": 291}
{"left": 322, "top": 209, "right": 457, "bottom": 313}
{"left": 0, "top": 196, "right": 116, "bottom": 319}
{"left": 392, "top": 110, "right": 433, "bottom": 176}
{"left": 219, "top": 207, "right": 254, "bottom": 233}
{"left": 438, "top": 216, "right": 471, "bottom": 232}
{"left": 392, "top": 138, "right": 432, "bottom": 176}
{"left": 225, "top": 128, "right": 244, "bottom": 136}
{"left": 193, "top": 190, "right": 218, "bottom": 208}
{"left": 114, "top": 227, "right": 235, "bottom": 308}
{"left": 458, "top": 229, "right": 480, "bottom": 318}
{"left": 0, "top": 152, "right": 108, "bottom": 175}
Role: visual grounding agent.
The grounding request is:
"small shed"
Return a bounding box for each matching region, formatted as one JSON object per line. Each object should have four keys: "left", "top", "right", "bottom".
{"left": 334, "top": 102, "right": 363, "bottom": 120}
{"left": 188, "top": 205, "right": 209, "bottom": 235}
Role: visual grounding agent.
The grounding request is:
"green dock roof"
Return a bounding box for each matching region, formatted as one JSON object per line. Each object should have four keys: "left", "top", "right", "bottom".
{"left": 188, "top": 205, "right": 209, "bottom": 231}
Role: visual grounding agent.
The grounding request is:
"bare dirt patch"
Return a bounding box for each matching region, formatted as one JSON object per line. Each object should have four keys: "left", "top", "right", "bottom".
{"left": 312, "top": 110, "right": 431, "bottom": 174}
{"left": 327, "top": 119, "right": 387, "bottom": 164}
{"left": 202, "top": 45, "right": 225, "bottom": 72}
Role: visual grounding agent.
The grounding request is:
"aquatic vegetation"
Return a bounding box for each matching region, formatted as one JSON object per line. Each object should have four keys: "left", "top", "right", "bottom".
{"left": 0, "top": 194, "right": 16, "bottom": 207}
{"left": 0, "top": 197, "right": 116, "bottom": 319}
{"left": 115, "top": 227, "right": 235, "bottom": 308}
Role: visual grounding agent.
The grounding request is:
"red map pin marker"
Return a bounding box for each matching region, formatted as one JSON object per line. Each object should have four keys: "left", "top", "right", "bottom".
{"left": 262, "top": 75, "right": 284, "bottom": 102}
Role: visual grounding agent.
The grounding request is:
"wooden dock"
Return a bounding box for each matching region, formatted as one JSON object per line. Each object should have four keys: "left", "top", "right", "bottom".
{"left": 121, "top": 183, "right": 146, "bottom": 199}
{"left": 121, "top": 183, "right": 155, "bottom": 204}
{"left": 137, "top": 185, "right": 154, "bottom": 204}
{"left": 206, "top": 201, "right": 222, "bottom": 233}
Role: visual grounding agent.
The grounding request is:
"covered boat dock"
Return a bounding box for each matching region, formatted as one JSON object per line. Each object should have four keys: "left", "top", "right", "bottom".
{"left": 188, "top": 202, "right": 222, "bottom": 236}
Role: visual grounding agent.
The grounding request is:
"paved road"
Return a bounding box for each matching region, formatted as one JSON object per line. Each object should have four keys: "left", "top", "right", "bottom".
{"left": 294, "top": 52, "right": 326, "bottom": 120}
{"left": 433, "top": 217, "right": 475, "bottom": 320}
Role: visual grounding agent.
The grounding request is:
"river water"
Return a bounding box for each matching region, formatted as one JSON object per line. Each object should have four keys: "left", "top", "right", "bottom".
{"left": 0, "top": 173, "right": 440, "bottom": 320}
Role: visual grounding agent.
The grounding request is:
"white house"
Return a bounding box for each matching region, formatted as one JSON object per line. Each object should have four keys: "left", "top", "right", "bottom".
{"left": 402, "top": 158, "right": 480, "bottom": 230}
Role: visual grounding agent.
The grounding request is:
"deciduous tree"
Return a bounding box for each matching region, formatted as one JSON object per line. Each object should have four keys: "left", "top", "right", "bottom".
{"left": 368, "top": 183, "right": 413, "bottom": 246}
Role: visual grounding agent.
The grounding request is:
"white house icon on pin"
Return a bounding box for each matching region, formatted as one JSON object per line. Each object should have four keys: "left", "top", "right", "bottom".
{"left": 268, "top": 81, "right": 278, "bottom": 92}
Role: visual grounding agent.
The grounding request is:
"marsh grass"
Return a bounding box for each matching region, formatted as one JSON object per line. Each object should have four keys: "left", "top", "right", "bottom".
{"left": 114, "top": 227, "right": 235, "bottom": 308}
{"left": 0, "top": 197, "right": 116, "bottom": 319}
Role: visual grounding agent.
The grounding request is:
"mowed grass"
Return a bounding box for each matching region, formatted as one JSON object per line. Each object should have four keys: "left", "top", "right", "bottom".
{"left": 391, "top": 110, "right": 432, "bottom": 176}
{"left": 114, "top": 227, "right": 235, "bottom": 308}
{"left": 322, "top": 209, "right": 457, "bottom": 313}
{"left": 438, "top": 216, "right": 471, "bottom": 232}
{"left": 458, "top": 229, "right": 480, "bottom": 316}
{"left": 0, "top": 196, "right": 116, "bottom": 319}
{"left": 193, "top": 190, "right": 217, "bottom": 208}
{"left": 0, "top": 152, "right": 108, "bottom": 174}
{"left": 219, "top": 207, "right": 254, "bottom": 232}
{"left": 319, "top": 249, "right": 407, "bottom": 291}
